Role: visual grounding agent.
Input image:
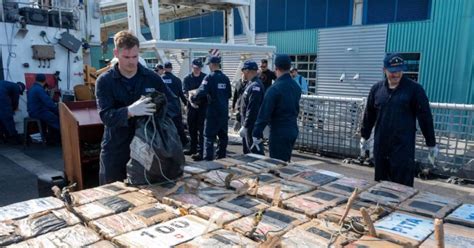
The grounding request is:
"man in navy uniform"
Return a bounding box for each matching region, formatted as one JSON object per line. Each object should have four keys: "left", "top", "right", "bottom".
{"left": 162, "top": 61, "right": 188, "bottom": 147}
{"left": 189, "top": 56, "right": 231, "bottom": 161}
{"left": 360, "top": 53, "right": 437, "bottom": 187}
{"left": 95, "top": 31, "right": 179, "bottom": 184}
{"left": 252, "top": 54, "right": 301, "bottom": 162}
{"left": 0, "top": 80, "right": 25, "bottom": 144}
{"left": 182, "top": 59, "right": 207, "bottom": 160}
{"left": 154, "top": 64, "right": 164, "bottom": 76}
{"left": 238, "top": 61, "right": 264, "bottom": 154}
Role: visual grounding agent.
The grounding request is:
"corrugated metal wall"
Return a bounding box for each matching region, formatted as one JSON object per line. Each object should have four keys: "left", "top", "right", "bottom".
{"left": 267, "top": 29, "right": 318, "bottom": 54}
{"left": 316, "top": 25, "right": 388, "bottom": 97}
{"left": 387, "top": 0, "right": 474, "bottom": 104}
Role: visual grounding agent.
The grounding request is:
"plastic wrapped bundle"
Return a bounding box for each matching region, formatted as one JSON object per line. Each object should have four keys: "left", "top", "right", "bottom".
{"left": 318, "top": 200, "right": 390, "bottom": 227}
{"left": 321, "top": 177, "right": 373, "bottom": 196}
{"left": 229, "top": 173, "right": 279, "bottom": 192}
{"left": 445, "top": 204, "right": 474, "bottom": 228}
{"left": 282, "top": 190, "right": 347, "bottom": 217}
{"left": 0, "top": 197, "right": 63, "bottom": 222}
{"left": 214, "top": 195, "right": 269, "bottom": 216}
{"left": 183, "top": 161, "right": 225, "bottom": 175}
{"left": 374, "top": 211, "right": 434, "bottom": 247}
{"left": 280, "top": 219, "right": 360, "bottom": 247}
{"left": 359, "top": 181, "right": 418, "bottom": 208}
{"left": 420, "top": 223, "right": 474, "bottom": 247}
{"left": 71, "top": 182, "right": 137, "bottom": 206}
{"left": 176, "top": 229, "right": 257, "bottom": 247}
{"left": 201, "top": 167, "right": 253, "bottom": 187}
{"left": 193, "top": 205, "right": 244, "bottom": 226}
{"left": 290, "top": 169, "right": 343, "bottom": 187}
{"left": 0, "top": 221, "right": 22, "bottom": 246}
{"left": 345, "top": 236, "right": 404, "bottom": 248}
{"left": 256, "top": 179, "right": 315, "bottom": 203}
{"left": 16, "top": 208, "right": 80, "bottom": 238}
{"left": 113, "top": 215, "right": 218, "bottom": 247}
{"left": 85, "top": 240, "right": 119, "bottom": 248}
{"left": 196, "top": 184, "right": 233, "bottom": 203}
{"left": 130, "top": 203, "right": 178, "bottom": 226}
{"left": 270, "top": 163, "right": 312, "bottom": 179}
{"left": 161, "top": 180, "right": 209, "bottom": 209}
{"left": 9, "top": 224, "right": 101, "bottom": 247}
{"left": 398, "top": 191, "right": 462, "bottom": 218}
{"left": 226, "top": 206, "right": 309, "bottom": 242}
{"left": 89, "top": 212, "right": 146, "bottom": 239}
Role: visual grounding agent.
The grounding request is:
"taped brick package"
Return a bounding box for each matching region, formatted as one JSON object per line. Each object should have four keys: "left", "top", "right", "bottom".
{"left": 196, "top": 183, "right": 234, "bottom": 203}
{"left": 201, "top": 167, "right": 253, "bottom": 187}
{"left": 215, "top": 195, "right": 270, "bottom": 216}
{"left": 229, "top": 173, "right": 280, "bottom": 192}
{"left": 192, "top": 205, "right": 244, "bottom": 226}
{"left": 226, "top": 206, "right": 309, "bottom": 242}
{"left": 231, "top": 153, "right": 266, "bottom": 163}
{"left": 398, "top": 191, "right": 462, "bottom": 218}
{"left": 71, "top": 182, "right": 137, "bottom": 206}
{"left": 283, "top": 190, "right": 347, "bottom": 217}
{"left": 359, "top": 181, "right": 418, "bottom": 208}
{"left": 280, "top": 219, "right": 360, "bottom": 247}
{"left": 290, "top": 169, "right": 343, "bottom": 187}
{"left": 214, "top": 157, "right": 242, "bottom": 167}
{"left": 139, "top": 181, "right": 185, "bottom": 200}
{"left": 318, "top": 200, "right": 390, "bottom": 226}
{"left": 235, "top": 158, "right": 286, "bottom": 173}
{"left": 130, "top": 203, "right": 178, "bottom": 226}
{"left": 445, "top": 204, "right": 474, "bottom": 227}
{"left": 321, "top": 177, "right": 373, "bottom": 197}
{"left": 16, "top": 208, "right": 80, "bottom": 238}
{"left": 374, "top": 211, "right": 434, "bottom": 247}
{"left": 345, "top": 235, "right": 404, "bottom": 248}
{"left": 420, "top": 223, "right": 474, "bottom": 247}
{"left": 85, "top": 240, "right": 119, "bottom": 247}
{"left": 183, "top": 160, "right": 225, "bottom": 175}
{"left": 162, "top": 181, "right": 209, "bottom": 209}
{"left": 270, "top": 163, "right": 312, "bottom": 179}
{"left": 176, "top": 229, "right": 257, "bottom": 247}
{"left": 256, "top": 179, "right": 315, "bottom": 202}
{"left": 88, "top": 212, "right": 146, "bottom": 239}
{"left": 0, "top": 221, "right": 22, "bottom": 246}
{"left": 9, "top": 224, "right": 101, "bottom": 247}
{"left": 0, "top": 197, "right": 64, "bottom": 222}
{"left": 74, "top": 191, "right": 156, "bottom": 221}
{"left": 113, "top": 215, "right": 218, "bottom": 247}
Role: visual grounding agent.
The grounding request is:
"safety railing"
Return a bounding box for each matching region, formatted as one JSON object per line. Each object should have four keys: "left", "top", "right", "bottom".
{"left": 296, "top": 95, "right": 474, "bottom": 179}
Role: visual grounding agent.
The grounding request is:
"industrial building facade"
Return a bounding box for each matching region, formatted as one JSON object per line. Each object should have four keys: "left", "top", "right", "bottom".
{"left": 97, "top": 0, "right": 473, "bottom": 104}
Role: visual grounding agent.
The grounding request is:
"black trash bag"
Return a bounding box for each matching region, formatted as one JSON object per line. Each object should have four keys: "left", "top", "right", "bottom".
{"left": 126, "top": 91, "right": 185, "bottom": 185}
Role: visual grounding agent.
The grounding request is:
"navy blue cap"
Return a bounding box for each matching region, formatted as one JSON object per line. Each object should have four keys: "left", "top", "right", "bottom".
{"left": 274, "top": 54, "right": 292, "bottom": 70}
{"left": 17, "top": 82, "right": 25, "bottom": 95}
{"left": 241, "top": 60, "right": 258, "bottom": 71}
{"left": 164, "top": 62, "right": 173, "bottom": 69}
{"left": 155, "top": 64, "right": 164, "bottom": 70}
{"left": 192, "top": 59, "right": 203, "bottom": 68}
{"left": 384, "top": 53, "right": 407, "bottom": 72}
{"left": 207, "top": 56, "right": 221, "bottom": 64}
{"left": 35, "top": 73, "right": 46, "bottom": 82}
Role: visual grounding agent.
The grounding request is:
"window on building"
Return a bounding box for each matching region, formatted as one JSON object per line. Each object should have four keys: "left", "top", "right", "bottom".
{"left": 289, "top": 54, "right": 317, "bottom": 94}
{"left": 387, "top": 53, "right": 421, "bottom": 82}
{"left": 352, "top": 0, "right": 363, "bottom": 25}
{"left": 365, "top": 0, "right": 431, "bottom": 24}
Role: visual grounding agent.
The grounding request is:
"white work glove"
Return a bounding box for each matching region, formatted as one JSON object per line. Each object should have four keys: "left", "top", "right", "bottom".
{"left": 359, "top": 138, "right": 369, "bottom": 157}
{"left": 239, "top": 127, "right": 247, "bottom": 138}
{"left": 127, "top": 96, "right": 155, "bottom": 117}
{"left": 428, "top": 145, "right": 439, "bottom": 165}
{"left": 250, "top": 137, "right": 263, "bottom": 152}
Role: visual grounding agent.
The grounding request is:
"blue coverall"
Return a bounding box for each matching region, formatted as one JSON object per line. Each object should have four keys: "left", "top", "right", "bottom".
{"left": 361, "top": 76, "right": 436, "bottom": 187}
{"left": 253, "top": 73, "right": 301, "bottom": 162}
{"left": 95, "top": 63, "right": 179, "bottom": 185}
{"left": 191, "top": 70, "right": 231, "bottom": 160}
{"left": 162, "top": 71, "right": 188, "bottom": 146}
{"left": 183, "top": 72, "right": 207, "bottom": 155}
{"left": 294, "top": 74, "right": 309, "bottom": 94}
{"left": 27, "top": 82, "right": 59, "bottom": 130}
{"left": 0, "top": 80, "right": 21, "bottom": 137}
{"left": 240, "top": 76, "right": 264, "bottom": 154}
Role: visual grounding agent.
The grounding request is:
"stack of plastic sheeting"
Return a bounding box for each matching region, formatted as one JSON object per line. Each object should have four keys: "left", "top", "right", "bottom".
{"left": 183, "top": 161, "right": 226, "bottom": 175}
{"left": 113, "top": 215, "right": 218, "bottom": 247}
{"left": 85, "top": 240, "right": 119, "bottom": 247}
{"left": 74, "top": 191, "right": 157, "bottom": 221}
{"left": 226, "top": 207, "right": 309, "bottom": 242}
{"left": 176, "top": 229, "right": 257, "bottom": 247}
{"left": 71, "top": 182, "right": 138, "bottom": 205}
{"left": 8, "top": 224, "right": 101, "bottom": 247}
{"left": 16, "top": 208, "right": 80, "bottom": 238}
{"left": 270, "top": 163, "right": 312, "bottom": 179}
{"left": 256, "top": 179, "right": 315, "bottom": 202}
{"left": 289, "top": 169, "right": 343, "bottom": 187}
{"left": 374, "top": 211, "right": 434, "bottom": 247}
{"left": 420, "top": 223, "right": 474, "bottom": 247}
{"left": 280, "top": 219, "right": 360, "bottom": 247}
{"left": 283, "top": 190, "right": 347, "bottom": 217}
{"left": 200, "top": 167, "right": 253, "bottom": 187}
{"left": 229, "top": 173, "right": 280, "bottom": 192}
{"left": 345, "top": 235, "right": 404, "bottom": 248}
{"left": 359, "top": 181, "right": 418, "bottom": 207}
{"left": 0, "top": 197, "right": 64, "bottom": 222}
{"left": 445, "top": 204, "right": 474, "bottom": 227}
{"left": 318, "top": 200, "right": 390, "bottom": 225}
{"left": 398, "top": 191, "right": 462, "bottom": 218}
{"left": 321, "top": 177, "right": 373, "bottom": 196}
